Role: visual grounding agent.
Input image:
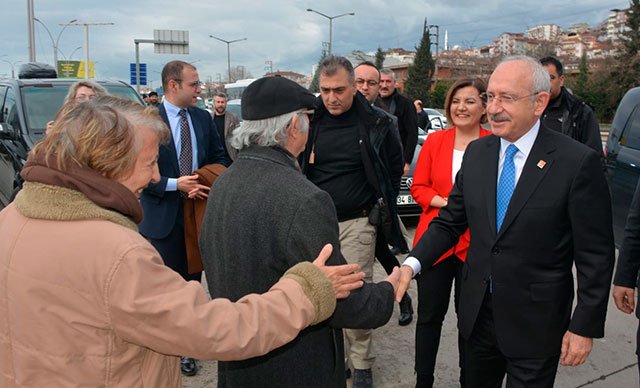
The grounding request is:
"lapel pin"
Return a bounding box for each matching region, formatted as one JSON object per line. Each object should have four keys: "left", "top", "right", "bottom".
{"left": 537, "top": 160, "right": 546, "bottom": 169}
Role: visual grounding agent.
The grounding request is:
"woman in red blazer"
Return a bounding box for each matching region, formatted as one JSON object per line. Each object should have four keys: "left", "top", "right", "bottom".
{"left": 410, "top": 78, "right": 491, "bottom": 388}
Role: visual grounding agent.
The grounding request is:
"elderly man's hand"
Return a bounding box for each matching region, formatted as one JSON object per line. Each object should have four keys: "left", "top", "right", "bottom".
{"left": 560, "top": 331, "right": 592, "bottom": 366}
{"left": 312, "top": 244, "right": 364, "bottom": 299}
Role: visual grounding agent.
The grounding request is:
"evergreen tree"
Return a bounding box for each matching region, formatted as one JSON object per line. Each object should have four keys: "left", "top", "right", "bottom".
{"left": 404, "top": 20, "right": 435, "bottom": 104}
{"left": 309, "top": 51, "right": 326, "bottom": 93}
{"left": 429, "top": 79, "right": 454, "bottom": 109}
{"left": 574, "top": 52, "right": 589, "bottom": 99}
{"left": 375, "top": 47, "right": 386, "bottom": 69}
{"left": 609, "top": 0, "right": 640, "bottom": 103}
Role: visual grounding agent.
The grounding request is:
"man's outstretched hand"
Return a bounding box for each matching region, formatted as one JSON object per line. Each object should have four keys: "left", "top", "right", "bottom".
{"left": 313, "top": 244, "right": 365, "bottom": 299}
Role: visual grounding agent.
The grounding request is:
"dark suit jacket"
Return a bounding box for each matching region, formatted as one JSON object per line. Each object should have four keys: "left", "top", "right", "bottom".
{"left": 614, "top": 180, "right": 640, "bottom": 318}
{"left": 200, "top": 145, "right": 394, "bottom": 388}
{"left": 411, "top": 126, "right": 615, "bottom": 358}
{"left": 139, "top": 103, "right": 228, "bottom": 239}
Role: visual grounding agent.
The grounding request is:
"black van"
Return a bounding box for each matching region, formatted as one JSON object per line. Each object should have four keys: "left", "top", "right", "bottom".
{"left": 604, "top": 86, "right": 640, "bottom": 246}
{"left": 0, "top": 76, "right": 143, "bottom": 207}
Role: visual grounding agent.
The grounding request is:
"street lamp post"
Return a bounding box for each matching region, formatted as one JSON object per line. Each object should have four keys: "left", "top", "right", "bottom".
{"left": 33, "top": 18, "right": 78, "bottom": 68}
{"left": 306, "top": 9, "right": 355, "bottom": 56}
{"left": 2, "top": 60, "right": 23, "bottom": 79}
{"left": 209, "top": 35, "right": 247, "bottom": 83}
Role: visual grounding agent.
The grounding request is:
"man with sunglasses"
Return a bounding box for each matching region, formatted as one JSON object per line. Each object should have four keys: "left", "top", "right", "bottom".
{"left": 396, "top": 55, "right": 614, "bottom": 387}
{"left": 379, "top": 68, "right": 418, "bottom": 178}
{"left": 139, "top": 60, "right": 229, "bottom": 377}
{"left": 355, "top": 61, "right": 414, "bottom": 327}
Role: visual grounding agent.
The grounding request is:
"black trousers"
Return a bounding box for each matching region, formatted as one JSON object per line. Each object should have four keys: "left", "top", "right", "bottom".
{"left": 464, "top": 289, "right": 560, "bottom": 388}
{"left": 146, "top": 204, "right": 201, "bottom": 282}
{"left": 374, "top": 227, "right": 401, "bottom": 275}
{"left": 415, "top": 256, "right": 464, "bottom": 388}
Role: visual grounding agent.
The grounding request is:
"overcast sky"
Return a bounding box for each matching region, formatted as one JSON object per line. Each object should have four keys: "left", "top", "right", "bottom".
{"left": 0, "top": 0, "right": 630, "bottom": 86}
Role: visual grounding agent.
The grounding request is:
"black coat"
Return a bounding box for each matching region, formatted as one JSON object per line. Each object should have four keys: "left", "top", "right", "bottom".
{"left": 614, "top": 180, "right": 640, "bottom": 318}
{"left": 411, "top": 127, "right": 615, "bottom": 358}
{"left": 200, "top": 145, "right": 394, "bottom": 388}
{"left": 301, "top": 92, "right": 406, "bottom": 251}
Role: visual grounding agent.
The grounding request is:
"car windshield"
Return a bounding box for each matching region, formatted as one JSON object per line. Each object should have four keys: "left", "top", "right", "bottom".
{"left": 21, "top": 83, "right": 142, "bottom": 139}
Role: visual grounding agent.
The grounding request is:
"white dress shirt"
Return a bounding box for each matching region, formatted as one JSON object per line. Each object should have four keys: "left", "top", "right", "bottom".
{"left": 403, "top": 120, "right": 541, "bottom": 276}
{"left": 163, "top": 100, "right": 198, "bottom": 191}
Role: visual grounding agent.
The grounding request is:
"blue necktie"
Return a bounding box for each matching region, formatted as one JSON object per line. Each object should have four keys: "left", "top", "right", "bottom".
{"left": 496, "top": 144, "right": 518, "bottom": 232}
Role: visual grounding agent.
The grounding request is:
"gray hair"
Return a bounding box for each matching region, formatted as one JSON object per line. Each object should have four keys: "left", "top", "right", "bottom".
{"left": 498, "top": 55, "right": 551, "bottom": 96}
{"left": 380, "top": 68, "right": 395, "bottom": 80}
{"left": 64, "top": 80, "right": 108, "bottom": 104}
{"left": 230, "top": 109, "right": 309, "bottom": 150}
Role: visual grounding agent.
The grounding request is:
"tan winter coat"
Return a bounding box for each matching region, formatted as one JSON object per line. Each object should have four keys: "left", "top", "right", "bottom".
{"left": 0, "top": 183, "right": 335, "bottom": 388}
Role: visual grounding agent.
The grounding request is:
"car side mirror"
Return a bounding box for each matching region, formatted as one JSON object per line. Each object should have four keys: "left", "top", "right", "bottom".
{"left": 0, "top": 122, "right": 19, "bottom": 141}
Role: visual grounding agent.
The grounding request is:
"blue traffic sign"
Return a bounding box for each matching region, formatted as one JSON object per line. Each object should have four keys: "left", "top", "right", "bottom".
{"left": 130, "top": 63, "right": 147, "bottom": 85}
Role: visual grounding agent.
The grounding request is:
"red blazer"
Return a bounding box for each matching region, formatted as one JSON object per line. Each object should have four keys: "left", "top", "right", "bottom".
{"left": 411, "top": 126, "right": 492, "bottom": 264}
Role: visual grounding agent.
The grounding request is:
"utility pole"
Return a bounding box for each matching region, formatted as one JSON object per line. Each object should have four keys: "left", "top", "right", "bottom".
{"left": 66, "top": 21, "right": 114, "bottom": 79}
{"left": 27, "top": 0, "right": 36, "bottom": 61}
{"left": 265, "top": 60, "right": 273, "bottom": 74}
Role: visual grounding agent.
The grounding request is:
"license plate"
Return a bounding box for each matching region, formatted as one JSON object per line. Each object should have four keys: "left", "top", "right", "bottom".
{"left": 397, "top": 195, "right": 416, "bottom": 205}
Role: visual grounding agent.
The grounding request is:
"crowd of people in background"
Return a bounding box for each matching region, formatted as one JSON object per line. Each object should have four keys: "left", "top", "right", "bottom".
{"left": 1, "top": 53, "right": 639, "bottom": 388}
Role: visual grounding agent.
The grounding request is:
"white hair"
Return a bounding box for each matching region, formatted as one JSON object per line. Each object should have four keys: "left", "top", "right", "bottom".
{"left": 498, "top": 55, "right": 551, "bottom": 96}
{"left": 230, "top": 109, "right": 309, "bottom": 150}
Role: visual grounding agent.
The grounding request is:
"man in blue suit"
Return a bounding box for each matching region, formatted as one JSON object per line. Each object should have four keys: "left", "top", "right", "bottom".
{"left": 139, "top": 60, "right": 229, "bottom": 376}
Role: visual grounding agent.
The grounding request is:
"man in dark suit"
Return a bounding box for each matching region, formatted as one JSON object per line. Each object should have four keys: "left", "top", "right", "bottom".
{"left": 139, "top": 60, "right": 229, "bottom": 376}
{"left": 612, "top": 180, "right": 640, "bottom": 378}
{"left": 396, "top": 55, "right": 615, "bottom": 387}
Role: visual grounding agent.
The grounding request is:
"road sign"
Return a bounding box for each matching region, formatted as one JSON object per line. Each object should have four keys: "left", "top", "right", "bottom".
{"left": 130, "top": 63, "right": 147, "bottom": 86}
{"left": 153, "top": 29, "right": 189, "bottom": 54}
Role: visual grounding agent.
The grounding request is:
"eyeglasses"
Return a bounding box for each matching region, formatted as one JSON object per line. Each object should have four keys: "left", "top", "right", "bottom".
{"left": 481, "top": 92, "right": 539, "bottom": 105}
{"left": 173, "top": 79, "right": 204, "bottom": 89}
{"left": 299, "top": 109, "right": 315, "bottom": 122}
{"left": 355, "top": 79, "right": 379, "bottom": 87}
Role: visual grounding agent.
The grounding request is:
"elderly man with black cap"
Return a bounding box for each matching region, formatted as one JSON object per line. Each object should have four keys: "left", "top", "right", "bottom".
{"left": 199, "top": 76, "right": 399, "bottom": 388}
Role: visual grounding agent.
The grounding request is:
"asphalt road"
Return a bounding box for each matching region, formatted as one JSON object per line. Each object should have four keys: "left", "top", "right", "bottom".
{"left": 183, "top": 220, "right": 639, "bottom": 388}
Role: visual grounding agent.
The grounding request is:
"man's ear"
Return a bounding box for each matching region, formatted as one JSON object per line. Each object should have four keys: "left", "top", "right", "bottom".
{"left": 534, "top": 92, "right": 550, "bottom": 116}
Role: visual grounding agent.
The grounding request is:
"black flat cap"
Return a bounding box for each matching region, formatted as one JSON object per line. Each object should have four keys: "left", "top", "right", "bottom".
{"left": 241, "top": 76, "right": 317, "bottom": 120}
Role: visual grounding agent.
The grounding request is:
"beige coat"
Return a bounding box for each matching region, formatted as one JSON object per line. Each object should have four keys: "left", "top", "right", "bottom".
{"left": 0, "top": 183, "right": 335, "bottom": 387}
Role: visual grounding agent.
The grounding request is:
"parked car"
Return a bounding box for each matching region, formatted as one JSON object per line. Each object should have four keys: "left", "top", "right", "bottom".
{"left": 0, "top": 76, "right": 143, "bottom": 206}
{"left": 423, "top": 108, "right": 448, "bottom": 129}
{"left": 396, "top": 137, "right": 424, "bottom": 218}
{"left": 605, "top": 86, "right": 640, "bottom": 246}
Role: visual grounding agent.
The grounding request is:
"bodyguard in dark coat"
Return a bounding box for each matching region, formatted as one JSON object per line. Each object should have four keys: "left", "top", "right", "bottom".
{"left": 612, "top": 180, "right": 640, "bottom": 377}
{"left": 200, "top": 76, "right": 397, "bottom": 388}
